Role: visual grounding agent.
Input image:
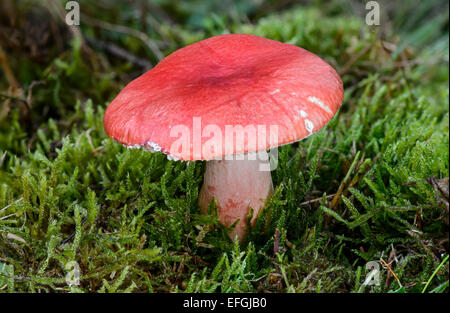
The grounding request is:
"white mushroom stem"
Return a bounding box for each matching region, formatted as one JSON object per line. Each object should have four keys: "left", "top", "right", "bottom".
{"left": 199, "top": 151, "right": 273, "bottom": 243}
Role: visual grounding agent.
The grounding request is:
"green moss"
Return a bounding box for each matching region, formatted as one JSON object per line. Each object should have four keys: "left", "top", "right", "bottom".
{"left": 0, "top": 2, "right": 448, "bottom": 293}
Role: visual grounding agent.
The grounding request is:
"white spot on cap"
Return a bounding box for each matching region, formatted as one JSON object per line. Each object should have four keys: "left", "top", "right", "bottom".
{"left": 126, "top": 144, "right": 142, "bottom": 149}
{"left": 305, "top": 119, "right": 314, "bottom": 134}
{"left": 167, "top": 154, "right": 180, "bottom": 161}
{"left": 269, "top": 89, "right": 280, "bottom": 95}
{"left": 307, "top": 96, "right": 332, "bottom": 114}
{"left": 299, "top": 110, "right": 308, "bottom": 117}
{"left": 124, "top": 141, "right": 184, "bottom": 162}
{"left": 146, "top": 141, "right": 162, "bottom": 152}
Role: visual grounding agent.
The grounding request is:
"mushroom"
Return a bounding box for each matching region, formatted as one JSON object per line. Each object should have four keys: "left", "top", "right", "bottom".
{"left": 104, "top": 34, "right": 343, "bottom": 243}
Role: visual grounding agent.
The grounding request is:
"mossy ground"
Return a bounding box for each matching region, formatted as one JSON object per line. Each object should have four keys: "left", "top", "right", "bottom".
{"left": 0, "top": 0, "right": 448, "bottom": 293}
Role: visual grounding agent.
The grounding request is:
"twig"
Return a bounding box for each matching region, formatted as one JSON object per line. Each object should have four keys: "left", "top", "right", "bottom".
{"left": 172, "top": 251, "right": 208, "bottom": 266}
{"left": 272, "top": 228, "right": 283, "bottom": 288}
{"left": 429, "top": 176, "right": 449, "bottom": 212}
{"left": 380, "top": 257, "right": 402, "bottom": 288}
{"left": 82, "top": 14, "right": 164, "bottom": 61}
{"left": 0, "top": 44, "right": 19, "bottom": 88}
{"left": 299, "top": 194, "right": 335, "bottom": 206}
{"left": 385, "top": 246, "right": 396, "bottom": 287}
{"left": 339, "top": 31, "right": 382, "bottom": 76}
{"left": 405, "top": 176, "right": 449, "bottom": 212}
{"left": 273, "top": 228, "right": 280, "bottom": 256}
{"left": 303, "top": 268, "right": 318, "bottom": 284}
{"left": 26, "top": 80, "right": 45, "bottom": 108}
{"left": 0, "top": 93, "right": 26, "bottom": 102}
{"left": 85, "top": 36, "right": 152, "bottom": 70}
{"left": 0, "top": 197, "right": 23, "bottom": 215}
{"left": 0, "top": 273, "right": 33, "bottom": 282}
{"left": 248, "top": 274, "right": 268, "bottom": 282}
{"left": 0, "top": 151, "right": 6, "bottom": 167}
{"left": 59, "top": 217, "right": 87, "bottom": 247}
{"left": 45, "top": 0, "right": 88, "bottom": 52}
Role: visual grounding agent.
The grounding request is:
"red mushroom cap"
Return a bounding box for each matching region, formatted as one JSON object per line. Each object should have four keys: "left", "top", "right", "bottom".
{"left": 104, "top": 34, "right": 343, "bottom": 161}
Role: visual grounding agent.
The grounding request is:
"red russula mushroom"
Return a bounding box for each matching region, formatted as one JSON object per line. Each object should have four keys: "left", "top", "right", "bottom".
{"left": 104, "top": 34, "right": 343, "bottom": 243}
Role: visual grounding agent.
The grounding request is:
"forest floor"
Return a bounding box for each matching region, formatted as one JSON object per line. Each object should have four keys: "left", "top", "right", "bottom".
{"left": 0, "top": 0, "right": 448, "bottom": 293}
